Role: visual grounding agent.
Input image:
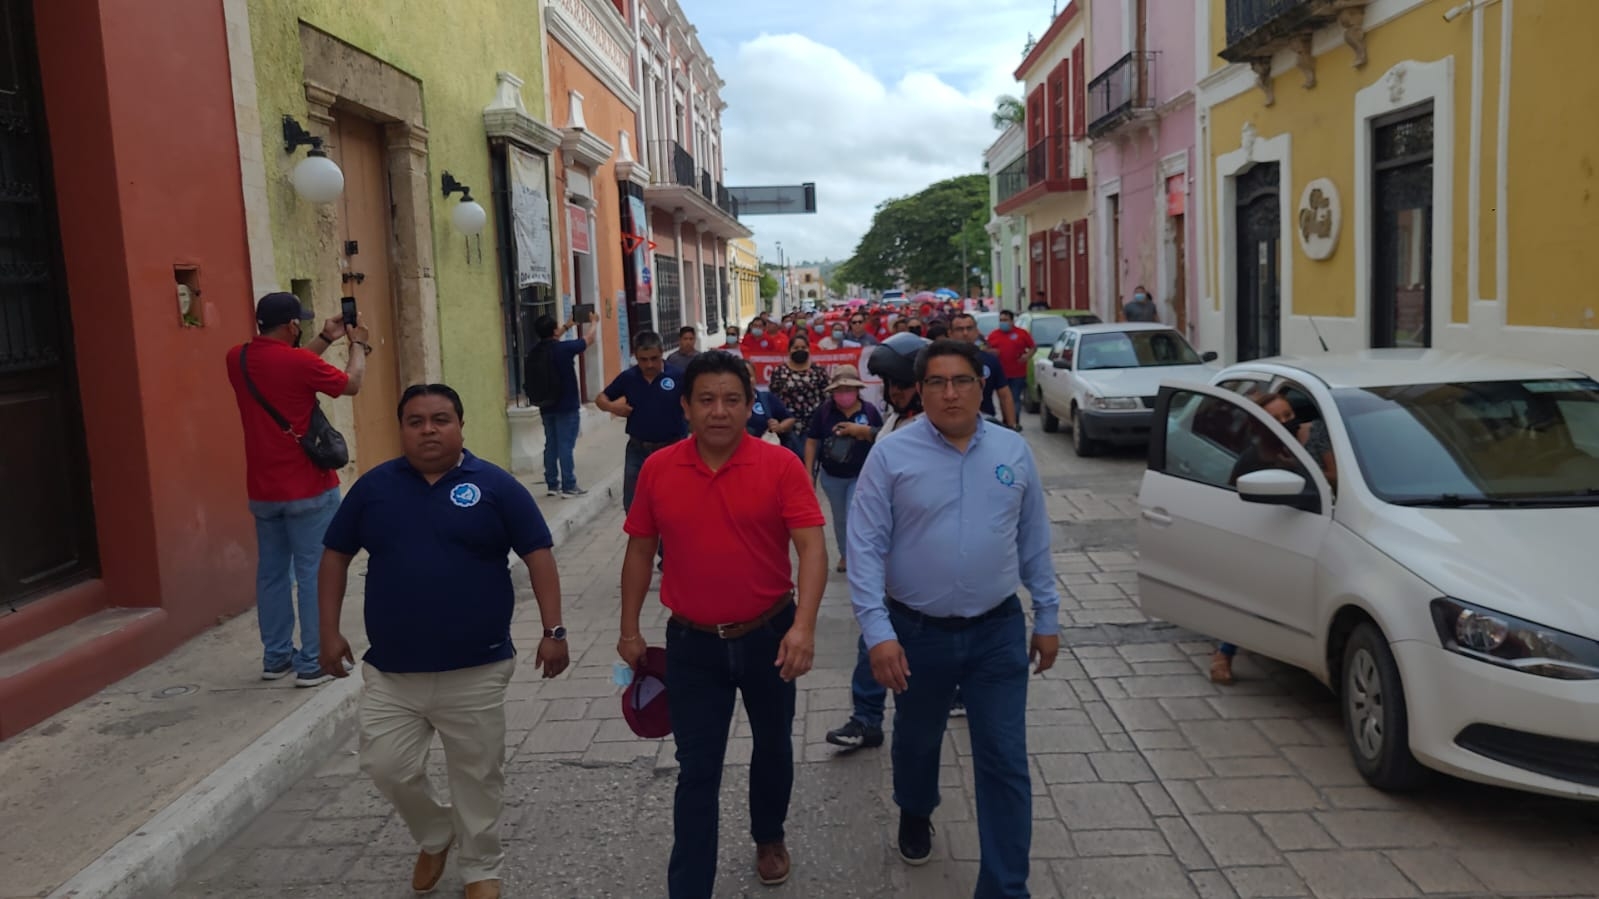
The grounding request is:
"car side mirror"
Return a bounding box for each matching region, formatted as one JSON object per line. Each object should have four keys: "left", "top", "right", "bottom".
{"left": 1236, "top": 469, "right": 1320, "bottom": 513}
{"left": 1052, "top": 358, "right": 1071, "bottom": 370}
{"left": 1201, "top": 351, "right": 1219, "bottom": 362}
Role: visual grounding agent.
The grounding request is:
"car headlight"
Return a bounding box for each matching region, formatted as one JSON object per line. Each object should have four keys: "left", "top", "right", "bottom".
{"left": 1429, "top": 598, "right": 1599, "bottom": 680}
{"left": 1087, "top": 395, "right": 1141, "bottom": 411}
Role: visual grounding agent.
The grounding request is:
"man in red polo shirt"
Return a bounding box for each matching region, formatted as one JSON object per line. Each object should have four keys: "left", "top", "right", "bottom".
{"left": 618, "top": 350, "right": 826, "bottom": 898}
{"left": 986, "top": 308, "right": 1036, "bottom": 414}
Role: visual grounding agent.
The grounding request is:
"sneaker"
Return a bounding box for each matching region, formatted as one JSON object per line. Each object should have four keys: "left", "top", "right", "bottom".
{"left": 949, "top": 694, "right": 967, "bottom": 718}
{"left": 561, "top": 487, "right": 588, "bottom": 498}
{"left": 897, "top": 812, "right": 934, "bottom": 866}
{"left": 825, "top": 718, "right": 884, "bottom": 749}
{"left": 261, "top": 661, "right": 293, "bottom": 681}
{"left": 545, "top": 487, "right": 559, "bottom": 498}
{"left": 295, "top": 671, "right": 335, "bottom": 688}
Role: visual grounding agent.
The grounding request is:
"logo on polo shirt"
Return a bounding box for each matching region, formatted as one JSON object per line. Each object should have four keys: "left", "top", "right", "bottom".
{"left": 754, "top": 401, "right": 766, "bottom": 416}
{"left": 449, "top": 483, "right": 482, "bottom": 508}
{"left": 994, "top": 464, "right": 1016, "bottom": 488}
{"left": 983, "top": 364, "right": 991, "bottom": 379}
{"left": 660, "top": 376, "right": 676, "bottom": 391}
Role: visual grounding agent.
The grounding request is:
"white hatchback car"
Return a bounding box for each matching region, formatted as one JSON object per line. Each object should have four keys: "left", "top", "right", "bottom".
{"left": 1034, "top": 323, "right": 1218, "bottom": 456}
{"left": 1136, "top": 350, "right": 1599, "bottom": 799}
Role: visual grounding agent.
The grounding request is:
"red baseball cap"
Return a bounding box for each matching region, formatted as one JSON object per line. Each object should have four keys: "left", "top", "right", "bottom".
{"left": 622, "top": 646, "right": 671, "bottom": 738}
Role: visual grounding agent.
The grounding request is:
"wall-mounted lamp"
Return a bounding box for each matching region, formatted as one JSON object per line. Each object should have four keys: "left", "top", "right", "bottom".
{"left": 441, "top": 171, "right": 488, "bottom": 235}
{"left": 283, "top": 115, "right": 344, "bottom": 204}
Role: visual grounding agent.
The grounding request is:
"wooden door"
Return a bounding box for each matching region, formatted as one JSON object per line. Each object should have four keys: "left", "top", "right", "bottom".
{"left": 1072, "top": 217, "right": 1090, "bottom": 311}
{"left": 1235, "top": 163, "right": 1281, "bottom": 361}
{"left": 1171, "top": 214, "right": 1188, "bottom": 334}
{"left": 331, "top": 115, "right": 402, "bottom": 471}
{"left": 0, "top": 0, "right": 97, "bottom": 611}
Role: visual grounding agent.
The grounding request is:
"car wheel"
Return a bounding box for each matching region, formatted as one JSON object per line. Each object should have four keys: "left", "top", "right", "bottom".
{"left": 1041, "top": 401, "right": 1061, "bottom": 433}
{"left": 1070, "top": 408, "right": 1098, "bottom": 457}
{"left": 1341, "top": 622, "right": 1430, "bottom": 792}
{"left": 1026, "top": 385, "right": 1041, "bottom": 414}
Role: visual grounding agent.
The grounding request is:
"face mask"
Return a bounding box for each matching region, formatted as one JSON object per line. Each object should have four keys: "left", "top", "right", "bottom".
{"left": 751, "top": 327, "right": 764, "bottom": 338}
{"left": 725, "top": 334, "right": 738, "bottom": 346}
{"left": 1135, "top": 293, "right": 1149, "bottom": 302}
{"left": 832, "top": 329, "right": 845, "bottom": 341}
{"left": 790, "top": 350, "right": 809, "bottom": 364}
{"left": 813, "top": 323, "right": 825, "bottom": 332}
{"left": 999, "top": 321, "right": 1013, "bottom": 332}
{"left": 833, "top": 390, "right": 859, "bottom": 408}
{"left": 290, "top": 322, "right": 303, "bottom": 348}
{"left": 910, "top": 326, "right": 923, "bottom": 336}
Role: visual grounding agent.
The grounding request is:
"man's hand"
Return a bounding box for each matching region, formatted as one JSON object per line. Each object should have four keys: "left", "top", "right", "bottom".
{"left": 835, "top": 422, "right": 873, "bottom": 440}
{"left": 345, "top": 312, "right": 371, "bottom": 345}
{"left": 562, "top": 319, "right": 577, "bottom": 334}
{"left": 774, "top": 625, "right": 815, "bottom": 681}
{"left": 610, "top": 397, "right": 634, "bottom": 418}
{"left": 869, "top": 639, "right": 911, "bottom": 693}
{"left": 320, "top": 632, "right": 354, "bottom": 677}
{"left": 535, "top": 637, "right": 570, "bottom": 679}
{"left": 1030, "top": 633, "right": 1059, "bottom": 675}
{"left": 617, "top": 634, "right": 647, "bottom": 668}
{"left": 766, "top": 418, "right": 782, "bottom": 433}
{"left": 320, "top": 316, "right": 346, "bottom": 342}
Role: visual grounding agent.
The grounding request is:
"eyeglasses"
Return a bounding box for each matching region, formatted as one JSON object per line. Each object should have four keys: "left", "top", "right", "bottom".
{"left": 922, "top": 375, "right": 981, "bottom": 392}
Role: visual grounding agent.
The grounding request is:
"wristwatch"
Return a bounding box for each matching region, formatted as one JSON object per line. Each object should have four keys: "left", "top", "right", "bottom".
{"left": 544, "top": 625, "right": 567, "bottom": 641}
{"left": 353, "top": 340, "right": 373, "bottom": 355}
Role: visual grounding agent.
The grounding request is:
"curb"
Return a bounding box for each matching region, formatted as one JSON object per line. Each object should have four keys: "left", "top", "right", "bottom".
{"left": 48, "top": 466, "right": 625, "bottom": 899}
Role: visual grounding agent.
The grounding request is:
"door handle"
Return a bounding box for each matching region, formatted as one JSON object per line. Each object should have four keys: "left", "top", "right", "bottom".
{"left": 1141, "top": 508, "right": 1173, "bottom": 526}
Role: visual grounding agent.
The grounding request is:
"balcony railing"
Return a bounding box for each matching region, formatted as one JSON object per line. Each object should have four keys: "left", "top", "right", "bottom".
{"left": 651, "top": 140, "right": 697, "bottom": 189}
{"left": 1087, "top": 52, "right": 1155, "bottom": 137}
{"left": 715, "top": 182, "right": 740, "bottom": 218}
{"left": 699, "top": 169, "right": 714, "bottom": 203}
{"left": 996, "top": 155, "right": 1028, "bottom": 204}
{"left": 1221, "top": 0, "right": 1352, "bottom": 63}
{"left": 1026, "top": 139, "right": 1047, "bottom": 186}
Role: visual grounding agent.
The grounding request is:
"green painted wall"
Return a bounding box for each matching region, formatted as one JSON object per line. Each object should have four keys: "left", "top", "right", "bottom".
{"left": 248, "top": 0, "right": 550, "bottom": 466}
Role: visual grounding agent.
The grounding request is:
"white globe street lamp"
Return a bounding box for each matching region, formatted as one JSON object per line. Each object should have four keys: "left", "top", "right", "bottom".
{"left": 282, "top": 115, "right": 344, "bottom": 204}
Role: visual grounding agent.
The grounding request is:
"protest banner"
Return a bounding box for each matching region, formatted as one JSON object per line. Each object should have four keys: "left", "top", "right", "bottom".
{"left": 744, "top": 346, "right": 882, "bottom": 409}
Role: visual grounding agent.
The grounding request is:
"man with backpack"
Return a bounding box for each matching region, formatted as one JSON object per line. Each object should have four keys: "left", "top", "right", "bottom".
{"left": 525, "top": 313, "right": 596, "bottom": 498}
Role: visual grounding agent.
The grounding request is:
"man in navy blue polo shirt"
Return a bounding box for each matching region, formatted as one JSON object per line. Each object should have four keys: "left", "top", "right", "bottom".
{"left": 951, "top": 312, "right": 1017, "bottom": 430}
{"left": 527, "top": 313, "right": 596, "bottom": 499}
{"left": 596, "top": 330, "right": 688, "bottom": 512}
{"left": 317, "top": 384, "right": 568, "bottom": 899}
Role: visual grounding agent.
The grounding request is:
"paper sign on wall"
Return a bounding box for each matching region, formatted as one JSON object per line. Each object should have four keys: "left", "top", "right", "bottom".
{"left": 508, "top": 146, "right": 553, "bottom": 287}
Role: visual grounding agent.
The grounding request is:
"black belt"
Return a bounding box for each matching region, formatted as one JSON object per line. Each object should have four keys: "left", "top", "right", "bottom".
{"left": 671, "top": 594, "right": 794, "bottom": 639}
{"left": 629, "top": 438, "right": 674, "bottom": 452}
{"left": 888, "top": 595, "right": 1020, "bottom": 631}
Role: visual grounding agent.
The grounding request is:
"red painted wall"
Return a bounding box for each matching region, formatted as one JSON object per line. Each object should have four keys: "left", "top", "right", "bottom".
{"left": 6, "top": 0, "right": 257, "bottom": 733}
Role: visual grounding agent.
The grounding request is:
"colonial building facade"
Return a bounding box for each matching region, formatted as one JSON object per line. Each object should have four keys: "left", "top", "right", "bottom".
{"left": 985, "top": 123, "right": 1029, "bottom": 312}
{"left": 634, "top": 0, "right": 751, "bottom": 344}
{"left": 992, "top": 1, "right": 1095, "bottom": 311}
{"left": 1196, "top": 0, "right": 1599, "bottom": 371}
{"left": 1087, "top": 0, "right": 1198, "bottom": 334}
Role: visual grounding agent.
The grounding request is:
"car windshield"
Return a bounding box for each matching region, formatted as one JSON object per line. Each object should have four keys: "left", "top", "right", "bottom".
{"left": 1077, "top": 330, "right": 1202, "bottom": 370}
{"left": 975, "top": 312, "right": 999, "bottom": 333}
{"left": 1333, "top": 378, "right": 1599, "bottom": 505}
{"left": 1029, "top": 317, "right": 1069, "bottom": 345}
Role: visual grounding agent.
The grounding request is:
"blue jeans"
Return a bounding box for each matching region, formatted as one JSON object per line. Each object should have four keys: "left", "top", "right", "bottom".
{"left": 541, "top": 408, "right": 580, "bottom": 491}
{"left": 666, "top": 603, "right": 797, "bottom": 898}
{"left": 1008, "top": 377, "right": 1027, "bottom": 413}
{"left": 1218, "top": 642, "right": 1237, "bottom": 656}
{"left": 248, "top": 487, "right": 342, "bottom": 677}
{"left": 850, "top": 634, "right": 887, "bottom": 728}
{"left": 890, "top": 596, "right": 1032, "bottom": 898}
{"left": 816, "top": 469, "right": 856, "bottom": 562}
{"left": 623, "top": 439, "right": 669, "bottom": 513}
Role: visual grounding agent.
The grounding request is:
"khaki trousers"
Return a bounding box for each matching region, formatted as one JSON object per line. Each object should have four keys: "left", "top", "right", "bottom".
{"left": 359, "top": 658, "right": 516, "bottom": 883}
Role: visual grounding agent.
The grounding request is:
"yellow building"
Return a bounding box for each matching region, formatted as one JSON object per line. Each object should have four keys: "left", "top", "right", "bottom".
{"left": 1195, "top": 0, "right": 1599, "bottom": 371}
{"left": 727, "top": 238, "right": 762, "bottom": 327}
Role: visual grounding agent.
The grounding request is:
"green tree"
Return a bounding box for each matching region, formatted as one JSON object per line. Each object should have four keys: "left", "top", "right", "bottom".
{"left": 951, "top": 209, "right": 993, "bottom": 294}
{"left": 759, "top": 270, "right": 779, "bottom": 301}
{"left": 992, "top": 94, "right": 1024, "bottom": 131}
{"left": 840, "top": 174, "right": 990, "bottom": 290}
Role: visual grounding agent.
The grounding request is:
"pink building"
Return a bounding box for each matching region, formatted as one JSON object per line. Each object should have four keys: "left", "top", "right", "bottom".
{"left": 1087, "top": 0, "right": 1198, "bottom": 337}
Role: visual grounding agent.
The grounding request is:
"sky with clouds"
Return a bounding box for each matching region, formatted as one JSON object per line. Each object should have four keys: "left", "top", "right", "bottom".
{"left": 677, "top": 0, "right": 1059, "bottom": 264}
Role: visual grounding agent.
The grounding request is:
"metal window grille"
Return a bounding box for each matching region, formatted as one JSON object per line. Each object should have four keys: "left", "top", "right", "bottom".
{"left": 702, "top": 263, "right": 720, "bottom": 332}
{"left": 653, "top": 253, "right": 682, "bottom": 335}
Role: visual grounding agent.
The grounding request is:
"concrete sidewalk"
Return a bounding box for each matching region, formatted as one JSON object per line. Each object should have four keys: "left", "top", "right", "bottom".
{"left": 0, "top": 410, "right": 629, "bottom": 899}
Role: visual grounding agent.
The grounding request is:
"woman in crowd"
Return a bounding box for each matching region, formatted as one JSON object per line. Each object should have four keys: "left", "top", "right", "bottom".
{"left": 768, "top": 333, "right": 831, "bottom": 457}
{"left": 803, "top": 365, "right": 882, "bottom": 574}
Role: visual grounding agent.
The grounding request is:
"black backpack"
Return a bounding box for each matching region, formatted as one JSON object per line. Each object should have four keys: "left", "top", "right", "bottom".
{"left": 523, "top": 340, "right": 561, "bottom": 409}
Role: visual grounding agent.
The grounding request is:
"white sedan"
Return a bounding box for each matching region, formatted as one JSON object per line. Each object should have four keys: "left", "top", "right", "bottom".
{"left": 1034, "top": 323, "right": 1218, "bottom": 456}
{"left": 1136, "top": 350, "right": 1599, "bottom": 799}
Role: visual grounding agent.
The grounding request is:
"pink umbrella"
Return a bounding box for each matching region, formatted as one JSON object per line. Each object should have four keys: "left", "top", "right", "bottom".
{"left": 910, "top": 291, "right": 938, "bottom": 303}
{"left": 846, "top": 298, "right": 866, "bottom": 308}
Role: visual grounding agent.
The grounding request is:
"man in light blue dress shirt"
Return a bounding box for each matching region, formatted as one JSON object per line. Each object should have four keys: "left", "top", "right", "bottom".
{"left": 847, "top": 339, "right": 1060, "bottom": 898}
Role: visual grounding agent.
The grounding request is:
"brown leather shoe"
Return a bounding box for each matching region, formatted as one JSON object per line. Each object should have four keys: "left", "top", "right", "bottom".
{"left": 411, "top": 845, "right": 449, "bottom": 894}
{"left": 464, "top": 880, "right": 502, "bottom": 899}
{"left": 1210, "top": 651, "right": 1236, "bottom": 686}
{"left": 756, "top": 841, "right": 790, "bottom": 886}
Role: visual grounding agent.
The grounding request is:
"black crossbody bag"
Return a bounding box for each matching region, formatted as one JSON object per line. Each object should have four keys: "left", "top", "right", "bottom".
{"left": 239, "top": 343, "right": 349, "bottom": 470}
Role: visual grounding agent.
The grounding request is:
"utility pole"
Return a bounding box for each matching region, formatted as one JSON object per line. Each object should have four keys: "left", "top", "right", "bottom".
{"left": 775, "top": 241, "right": 785, "bottom": 314}
{"left": 961, "top": 232, "right": 970, "bottom": 297}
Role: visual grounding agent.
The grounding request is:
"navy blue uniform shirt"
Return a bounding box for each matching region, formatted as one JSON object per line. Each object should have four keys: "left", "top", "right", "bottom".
{"left": 322, "top": 450, "right": 553, "bottom": 673}
{"left": 807, "top": 400, "right": 884, "bottom": 478}
{"left": 977, "top": 348, "right": 1007, "bottom": 416}
{"left": 746, "top": 389, "right": 793, "bottom": 437}
{"left": 602, "top": 365, "right": 687, "bottom": 443}
{"left": 545, "top": 337, "right": 588, "bottom": 413}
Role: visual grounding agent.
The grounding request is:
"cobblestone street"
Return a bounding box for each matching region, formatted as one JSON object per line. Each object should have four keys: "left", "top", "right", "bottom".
{"left": 175, "top": 432, "right": 1599, "bottom": 899}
